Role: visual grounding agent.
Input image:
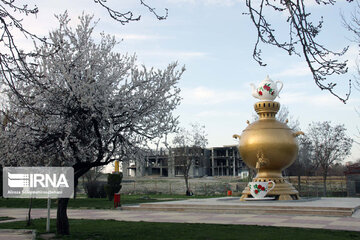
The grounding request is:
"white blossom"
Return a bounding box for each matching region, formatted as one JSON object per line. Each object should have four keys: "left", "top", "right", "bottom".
{"left": 0, "top": 12, "right": 183, "bottom": 179}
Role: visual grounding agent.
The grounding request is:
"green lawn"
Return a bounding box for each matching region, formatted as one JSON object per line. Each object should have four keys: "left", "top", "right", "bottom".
{"left": 0, "top": 194, "right": 224, "bottom": 209}
{"left": 0, "top": 218, "right": 359, "bottom": 240}
{"left": 0, "top": 216, "right": 14, "bottom": 221}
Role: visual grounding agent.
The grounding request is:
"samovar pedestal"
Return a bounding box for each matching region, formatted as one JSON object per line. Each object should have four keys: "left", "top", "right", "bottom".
{"left": 240, "top": 177, "right": 300, "bottom": 201}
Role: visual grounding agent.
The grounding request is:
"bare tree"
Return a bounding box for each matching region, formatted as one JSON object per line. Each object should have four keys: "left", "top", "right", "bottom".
{"left": 328, "top": 162, "right": 346, "bottom": 176}
{"left": 297, "top": 136, "right": 315, "bottom": 177}
{"left": 0, "top": 13, "right": 183, "bottom": 235}
{"left": 246, "top": 0, "right": 353, "bottom": 103}
{"left": 172, "top": 123, "right": 208, "bottom": 195}
{"left": 286, "top": 134, "right": 315, "bottom": 192}
{"left": 305, "top": 121, "right": 353, "bottom": 196}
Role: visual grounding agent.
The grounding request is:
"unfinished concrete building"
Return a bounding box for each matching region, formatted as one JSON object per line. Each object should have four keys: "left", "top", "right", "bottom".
{"left": 122, "top": 145, "right": 248, "bottom": 178}
{"left": 209, "top": 145, "right": 248, "bottom": 177}
{"left": 122, "top": 149, "right": 169, "bottom": 177}
{"left": 172, "top": 147, "right": 210, "bottom": 178}
{"left": 345, "top": 163, "right": 360, "bottom": 196}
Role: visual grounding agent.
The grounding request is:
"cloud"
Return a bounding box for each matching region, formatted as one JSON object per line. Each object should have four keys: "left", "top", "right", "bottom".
{"left": 166, "top": 0, "right": 330, "bottom": 11}
{"left": 285, "top": 0, "right": 343, "bottom": 8}
{"left": 181, "top": 86, "right": 247, "bottom": 105}
{"left": 279, "top": 92, "right": 308, "bottom": 104}
{"left": 280, "top": 91, "right": 358, "bottom": 110}
{"left": 273, "top": 64, "right": 311, "bottom": 78}
{"left": 195, "top": 110, "right": 245, "bottom": 117}
{"left": 167, "top": 0, "right": 241, "bottom": 7}
{"left": 307, "top": 94, "right": 356, "bottom": 109}
{"left": 141, "top": 50, "right": 208, "bottom": 60}
{"left": 303, "top": 0, "right": 351, "bottom": 8}
{"left": 127, "top": 50, "right": 208, "bottom": 68}
{"left": 114, "top": 34, "right": 172, "bottom": 41}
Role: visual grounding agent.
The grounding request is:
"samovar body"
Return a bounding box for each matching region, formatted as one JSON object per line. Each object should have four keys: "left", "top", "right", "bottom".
{"left": 234, "top": 77, "right": 303, "bottom": 201}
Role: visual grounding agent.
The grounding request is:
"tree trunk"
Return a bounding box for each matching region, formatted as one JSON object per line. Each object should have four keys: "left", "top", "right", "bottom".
{"left": 323, "top": 173, "right": 327, "bottom": 197}
{"left": 184, "top": 175, "right": 190, "bottom": 195}
{"left": 26, "top": 198, "right": 32, "bottom": 226}
{"left": 73, "top": 177, "right": 78, "bottom": 199}
{"left": 56, "top": 172, "right": 82, "bottom": 235}
{"left": 73, "top": 186, "right": 77, "bottom": 199}
{"left": 57, "top": 198, "right": 70, "bottom": 235}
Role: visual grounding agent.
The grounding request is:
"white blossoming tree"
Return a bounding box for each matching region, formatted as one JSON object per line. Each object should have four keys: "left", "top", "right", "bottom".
{"left": 0, "top": 12, "right": 183, "bottom": 235}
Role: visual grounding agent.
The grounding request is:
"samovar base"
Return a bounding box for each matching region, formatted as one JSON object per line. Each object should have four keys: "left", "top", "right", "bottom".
{"left": 240, "top": 177, "right": 300, "bottom": 201}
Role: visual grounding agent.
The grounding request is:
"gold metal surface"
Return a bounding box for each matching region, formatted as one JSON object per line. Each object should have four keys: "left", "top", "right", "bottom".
{"left": 233, "top": 101, "right": 301, "bottom": 200}
{"left": 114, "top": 160, "right": 119, "bottom": 173}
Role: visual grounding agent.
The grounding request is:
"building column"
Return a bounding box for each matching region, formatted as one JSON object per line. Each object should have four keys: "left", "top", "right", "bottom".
{"left": 122, "top": 161, "right": 129, "bottom": 177}
{"left": 233, "top": 151, "right": 236, "bottom": 177}
{"left": 211, "top": 149, "right": 215, "bottom": 176}
{"left": 189, "top": 162, "right": 194, "bottom": 177}
{"left": 168, "top": 154, "right": 175, "bottom": 177}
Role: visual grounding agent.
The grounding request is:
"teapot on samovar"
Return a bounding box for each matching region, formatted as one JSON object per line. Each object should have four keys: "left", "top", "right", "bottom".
{"left": 250, "top": 75, "right": 283, "bottom": 101}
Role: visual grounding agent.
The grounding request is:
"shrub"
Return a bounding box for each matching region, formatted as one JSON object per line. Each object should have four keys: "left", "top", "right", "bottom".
{"left": 104, "top": 173, "right": 122, "bottom": 201}
{"left": 85, "top": 181, "right": 107, "bottom": 198}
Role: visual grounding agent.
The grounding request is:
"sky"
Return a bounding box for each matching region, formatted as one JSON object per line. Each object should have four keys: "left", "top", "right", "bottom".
{"left": 10, "top": 0, "right": 360, "bottom": 163}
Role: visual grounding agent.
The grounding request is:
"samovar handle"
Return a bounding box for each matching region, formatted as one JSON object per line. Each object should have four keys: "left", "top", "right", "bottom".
{"left": 232, "top": 134, "right": 241, "bottom": 140}
{"left": 293, "top": 131, "right": 304, "bottom": 137}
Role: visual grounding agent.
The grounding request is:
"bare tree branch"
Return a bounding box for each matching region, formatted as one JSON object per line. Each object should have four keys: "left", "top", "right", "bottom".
{"left": 93, "top": 0, "right": 168, "bottom": 24}
{"left": 246, "top": 0, "right": 352, "bottom": 103}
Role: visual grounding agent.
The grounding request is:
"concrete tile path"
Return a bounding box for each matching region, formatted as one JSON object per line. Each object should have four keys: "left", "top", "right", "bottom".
{"left": 0, "top": 207, "right": 360, "bottom": 234}
{"left": 1, "top": 197, "right": 360, "bottom": 239}
{"left": 0, "top": 229, "right": 35, "bottom": 240}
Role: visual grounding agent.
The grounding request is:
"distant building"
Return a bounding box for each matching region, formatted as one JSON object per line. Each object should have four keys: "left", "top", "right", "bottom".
{"left": 344, "top": 163, "right": 360, "bottom": 196}
{"left": 122, "top": 148, "right": 169, "bottom": 177}
{"left": 209, "top": 146, "right": 248, "bottom": 177}
{"left": 122, "top": 145, "right": 248, "bottom": 178}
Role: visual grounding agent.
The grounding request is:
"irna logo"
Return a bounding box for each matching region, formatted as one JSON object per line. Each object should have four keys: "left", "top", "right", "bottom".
{"left": 3, "top": 167, "right": 74, "bottom": 198}
{"left": 8, "top": 172, "right": 69, "bottom": 188}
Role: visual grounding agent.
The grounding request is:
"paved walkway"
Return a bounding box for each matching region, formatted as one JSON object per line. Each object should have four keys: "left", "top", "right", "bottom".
{"left": 1, "top": 197, "right": 360, "bottom": 239}
{"left": 162, "top": 197, "right": 360, "bottom": 208}
{"left": 0, "top": 229, "right": 35, "bottom": 240}
{"left": 1, "top": 207, "right": 360, "bottom": 234}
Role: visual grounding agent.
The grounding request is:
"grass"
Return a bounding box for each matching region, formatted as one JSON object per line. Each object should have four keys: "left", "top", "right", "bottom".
{"left": 0, "top": 218, "right": 359, "bottom": 240}
{"left": 0, "top": 194, "right": 224, "bottom": 209}
{"left": 0, "top": 216, "right": 14, "bottom": 221}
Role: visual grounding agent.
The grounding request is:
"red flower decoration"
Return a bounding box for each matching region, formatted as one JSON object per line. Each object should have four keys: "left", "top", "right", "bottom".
{"left": 257, "top": 185, "right": 262, "bottom": 189}
{"left": 262, "top": 187, "right": 265, "bottom": 191}
{"left": 258, "top": 91, "right": 263, "bottom": 96}
{"left": 255, "top": 189, "right": 259, "bottom": 194}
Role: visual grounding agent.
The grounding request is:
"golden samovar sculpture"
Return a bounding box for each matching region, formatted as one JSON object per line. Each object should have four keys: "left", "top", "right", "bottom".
{"left": 233, "top": 76, "right": 303, "bottom": 201}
